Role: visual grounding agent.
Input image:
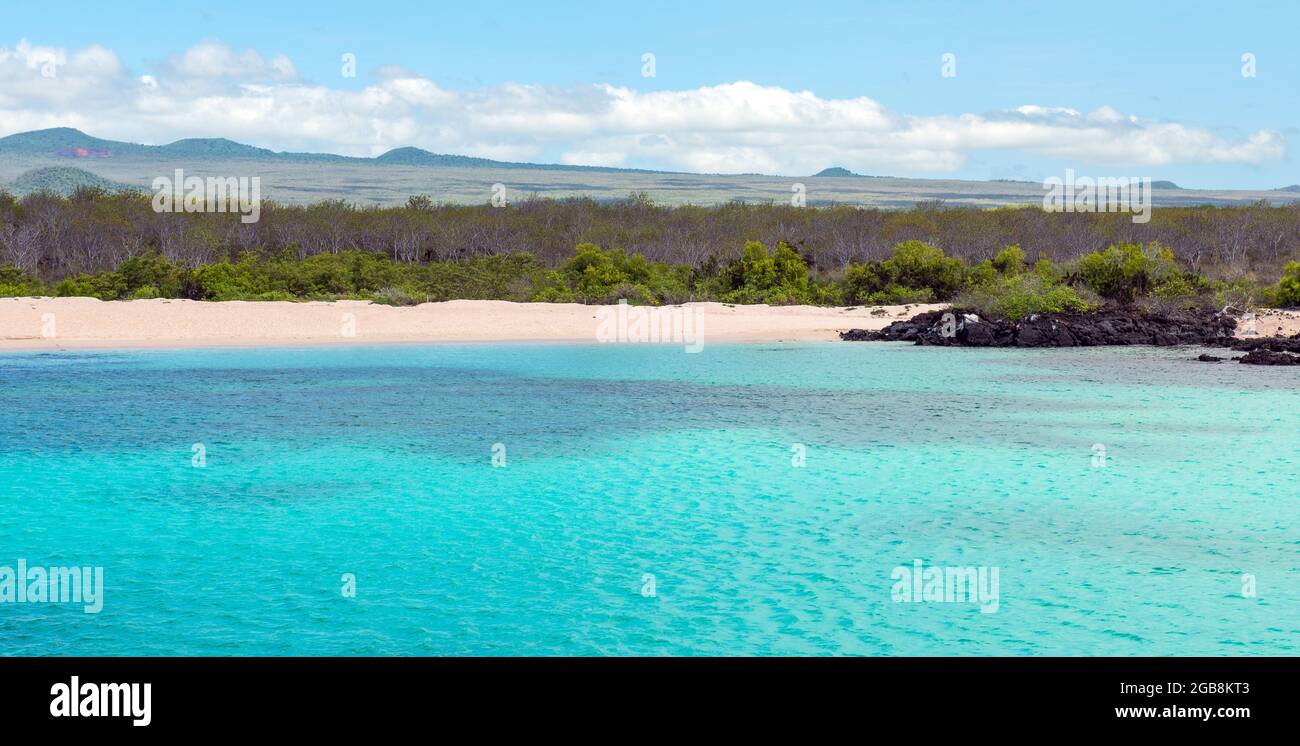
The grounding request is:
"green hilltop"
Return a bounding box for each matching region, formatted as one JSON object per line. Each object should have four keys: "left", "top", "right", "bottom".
{"left": 158, "top": 138, "right": 275, "bottom": 158}
{"left": 813, "top": 167, "right": 865, "bottom": 177}
{"left": 8, "top": 166, "right": 142, "bottom": 196}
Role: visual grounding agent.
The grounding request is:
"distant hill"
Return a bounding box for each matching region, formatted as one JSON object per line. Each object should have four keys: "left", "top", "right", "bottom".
{"left": 158, "top": 138, "right": 275, "bottom": 159}
{"left": 0, "top": 127, "right": 134, "bottom": 152}
{"left": 1151, "top": 180, "right": 1181, "bottom": 190}
{"left": 0, "top": 127, "right": 150, "bottom": 159}
{"left": 0, "top": 128, "right": 297, "bottom": 162}
{"left": 1278, "top": 184, "right": 1300, "bottom": 193}
{"left": 0, "top": 127, "right": 655, "bottom": 173}
{"left": 374, "top": 147, "right": 506, "bottom": 168}
{"left": 0, "top": 128, "right": 1292, "bottom": 209}
{"left": 7, "top": 166, "right": 142, "bottom": 196}
{"left": 813, "top": 167, "right": 863, "bottom": 177}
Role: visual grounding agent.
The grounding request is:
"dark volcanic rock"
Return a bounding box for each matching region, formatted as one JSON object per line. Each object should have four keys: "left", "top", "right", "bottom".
{"left": 1238, "top": 349, "right": 1300, "bottom": 365}
{"left": 1196, "top": 354, "right": 1227, "bottom": 362}
{"left": 1218, "top": 333, "right": 1300, "bottom": 354}
{"left": 839, "top": 328, "right": 888, "bottom": 342}
{"left": 841, "top": 307, "right": 1237, "bottom": 348}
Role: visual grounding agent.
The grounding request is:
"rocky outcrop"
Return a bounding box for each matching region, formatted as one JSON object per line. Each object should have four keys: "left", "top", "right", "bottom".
{"left": 842, "top": 306, "right": 1300, "bottom": 367}
{"left": 842, "top": 307, "right": 1237, "bottom": 348}
{"left": 1238, "top": 349, "right": 1300, "bottom": 365}
{"left": 1216, "top": 333, "right": 1300, "bottom": 354}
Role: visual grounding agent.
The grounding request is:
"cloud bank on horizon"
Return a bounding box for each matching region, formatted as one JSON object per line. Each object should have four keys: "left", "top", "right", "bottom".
{"left": 0, "top": 39, "right": 1286, "bottom": 177}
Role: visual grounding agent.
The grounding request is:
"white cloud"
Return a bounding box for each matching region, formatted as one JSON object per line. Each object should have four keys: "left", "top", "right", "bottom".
{"left": 0, "top": 39, "right": 1285, "bottom": 174}
{"left": 161, "top": 41, "right": 296, "bottom": 82}
{"left": 1016, "top": 105, "right": 1082, "bottom": 118}
{"left": 0, "top": 39, "right": 124, "bottom": 108}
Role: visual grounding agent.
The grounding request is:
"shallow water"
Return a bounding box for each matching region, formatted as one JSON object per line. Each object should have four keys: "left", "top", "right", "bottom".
{"left": 1, "top": 342, "right": 1296, "bottom": 655}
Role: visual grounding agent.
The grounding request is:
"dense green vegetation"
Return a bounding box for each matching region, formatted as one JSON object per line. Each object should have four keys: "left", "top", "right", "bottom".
{"left": 843, "top": 240, "right": 968, "bottom": 304}
{"left": 2, "top": 236, "right": 1290, "bottom": 320}
{"left": 1278, "top": 262, "right": 1300, "bottom": 307}
{"left": 1, "top": 189, "right": 1296, "bottom": 317}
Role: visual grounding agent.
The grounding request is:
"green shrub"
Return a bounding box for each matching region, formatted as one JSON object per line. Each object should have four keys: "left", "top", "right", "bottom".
{"left": 1145, "top": 279, "right": 1206, "bottom": 313}
{"left": 281, "top": 251, "right": 402, "bottom": 297}
{"left": 715, "top": 241, "right": 811, "bottom": 304}
{"left": 54, "top": 272, "right": 127, "bottom": 300}
{"left": 117, "top": 254, "right": 188, "bottom": 298}
{"left": 1277, "top": 262, "right": 1300, "bottom": 307}
{"left": 861, "top": 285, "right": 935, "bottom": 305}
{"left": 418, "top": 253, "right": 544, "bottom": 302}
{"left": 955, "top": 274, "right": 1093, "bottom": 321}
{"left": 1076, "top": 242, "right": 1180, "bottom": 302}
{"left": 992, "top": 245, "right": 1026, "bottom": 275}
{"left": 1031, "top": 257, "right": 1060, "bottom": 282}
{"left": 129, "top": 285, "right": 162, "bottom": 300}
{"left": 532, "top": 244, "right": 691, "bottom": 304}
{"left": 0, "top": 265, "right": 44, "bottom": 296}
{"left": 880, "top": 240, "right": 967, "bottom": 299}
{"left": 531, "top": 273, "right": 578, "bottom": 303}
{"left": 1204, "top": 276, "right": 1276, "bottom": 311}
{"left": 966, "top": 259, "right": 999, "bottom": 288}
{"left": 843, "top": 241, "right": 966, "bottom": 304}
{"left": 251, "top": 290, "right": 297, "bottom": 302}
{"left": 372, "top": 286, "right": 425, "bottom": 306}
{"left": 194, "top": 259, "right": 262, "bottom": 300}
{"left": 842, "top": 262, "right": 884, "bottom": 304}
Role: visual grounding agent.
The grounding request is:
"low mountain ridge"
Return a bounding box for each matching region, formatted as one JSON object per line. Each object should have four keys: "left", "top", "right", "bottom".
{"left": 0, "top": 128, "right": 1292, "bottom": 208}
{"left": 158, "top": 138, "right": 275, "bottom": 158}
{"left": 0, "top": 127, "right": 651, "bottom": 173}
{"left": 7, "top": 166, "right": 142, "bottom": 196}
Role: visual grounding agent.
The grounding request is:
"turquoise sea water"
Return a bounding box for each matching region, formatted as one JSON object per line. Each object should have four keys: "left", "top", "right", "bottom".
{"left": 1, "top": 342, "right": 1297, "bottom": 656}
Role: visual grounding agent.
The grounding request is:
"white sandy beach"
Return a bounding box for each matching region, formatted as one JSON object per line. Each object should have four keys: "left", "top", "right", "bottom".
{"left": 0, "top": 297, "right": 948, "bottom": 349}
{"left": 3, "top": 297, "right": 1294, "bottom": 350}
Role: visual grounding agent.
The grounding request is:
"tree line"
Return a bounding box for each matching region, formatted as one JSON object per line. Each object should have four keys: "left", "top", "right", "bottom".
{"left": 1, "top": 189, "right": 1297, "bottom": 282}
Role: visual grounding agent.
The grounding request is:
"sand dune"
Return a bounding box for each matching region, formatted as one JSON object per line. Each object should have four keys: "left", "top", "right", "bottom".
{"left": 0, "top": 297, "right": 946, "bottom": 350}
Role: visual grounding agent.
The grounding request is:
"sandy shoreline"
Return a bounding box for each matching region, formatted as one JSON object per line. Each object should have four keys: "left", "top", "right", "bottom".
{"left": 1248, "top": 307, "right": 1300, "bottom": 338}
{"left": 0, "top": 297, "right": 947, "bottom": 350}
{"left": 3, "top": 297, "right": 1295, "bottom": 351}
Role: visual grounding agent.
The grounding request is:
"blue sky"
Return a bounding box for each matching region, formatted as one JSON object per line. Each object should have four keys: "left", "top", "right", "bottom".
{"left": 1, "top": 0, "right": 1296, "bottom": 188}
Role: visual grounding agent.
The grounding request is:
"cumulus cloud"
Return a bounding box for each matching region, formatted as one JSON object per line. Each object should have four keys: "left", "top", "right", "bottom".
{"left": 0, "top": 39, "right": 1285, "bottom": 175}
{"left": 0, "top": 39, "right": 124, "bottom": 108}
{"left": 161, "top": 41, "right": 296, "bottom": 82}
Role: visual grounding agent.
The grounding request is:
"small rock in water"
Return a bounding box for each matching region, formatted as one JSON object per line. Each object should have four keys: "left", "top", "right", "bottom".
{"left": 1238, "top": 349, "right": 1300, "bottom": 366}
{"left": 1195, "top": 354, "right": 1226, "bottom": 362}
